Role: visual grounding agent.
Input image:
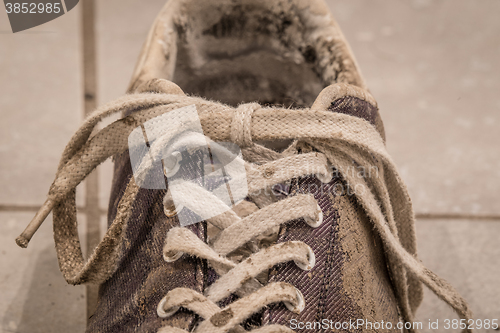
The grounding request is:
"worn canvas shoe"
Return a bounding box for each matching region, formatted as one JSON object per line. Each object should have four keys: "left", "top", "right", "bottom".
{"left": 17, "top": 0, "right": 472, "bottom": 332}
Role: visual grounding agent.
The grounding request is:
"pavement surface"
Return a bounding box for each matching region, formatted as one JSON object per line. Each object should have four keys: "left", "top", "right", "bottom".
{"left": 0, "top": 0, "right": 498, "bottom": 332}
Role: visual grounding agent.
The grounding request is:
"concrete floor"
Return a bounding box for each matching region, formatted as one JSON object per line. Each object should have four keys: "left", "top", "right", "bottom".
{"left": 0, "top": 0, "right": 499, "bottom": 332}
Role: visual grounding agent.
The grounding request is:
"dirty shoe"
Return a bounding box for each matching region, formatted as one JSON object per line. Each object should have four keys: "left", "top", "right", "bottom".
{"left": 17, "top": 0, "right": 473, "bottom": 332}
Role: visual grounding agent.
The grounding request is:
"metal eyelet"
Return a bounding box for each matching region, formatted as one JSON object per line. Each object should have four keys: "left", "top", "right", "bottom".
{"left": 163, "top": 151, "right": 182, "bottom": 178}
{"left": 157, "top": 296, "right": 180, "bottom": 318}
{"left": 304, "top": 204, "right": 323, "bottom": 228}
{"left": 294, "top": 246, "right": 316, "bottom": 271}
{"left": 163, "top": 190, "right": 183, "bottom": 217}
{"left": 163, "top": 250, "right": 184, "bottom": 263}
{"left": 284, "top": 288, "right": 305, "bottom": 314}
{"left": 317, "top": 163, "right": 334, "bottom": 184}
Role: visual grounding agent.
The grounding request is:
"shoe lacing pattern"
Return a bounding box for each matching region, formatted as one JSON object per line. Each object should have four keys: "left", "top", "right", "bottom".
{"left": 156, "top": 154, "right": 324, "bottom": 333}
{"left": 16, "top": 82, "right": 473, "bottom": 333}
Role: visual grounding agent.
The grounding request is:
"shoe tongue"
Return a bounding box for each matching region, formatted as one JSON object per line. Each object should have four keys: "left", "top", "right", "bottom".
{"left": 311, "top": 84, "right": 386, "bottom": 141}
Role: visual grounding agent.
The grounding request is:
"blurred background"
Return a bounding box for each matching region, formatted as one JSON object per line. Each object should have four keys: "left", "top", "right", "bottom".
{"left": 1, "top": 0, "right": 499, "bottom": 332}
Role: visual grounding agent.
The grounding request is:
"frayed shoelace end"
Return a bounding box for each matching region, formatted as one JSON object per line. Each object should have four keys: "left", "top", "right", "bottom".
{"left": 16, "top": 236, "right": 29, "bottom": 248}
{"left": 16, "top": 198, "right": 55, "bottom": 249}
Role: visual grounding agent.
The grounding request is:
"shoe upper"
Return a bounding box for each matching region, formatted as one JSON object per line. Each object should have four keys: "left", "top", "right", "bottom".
{"left": 15, "top": 1, "right": 473, "bottom": 332}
